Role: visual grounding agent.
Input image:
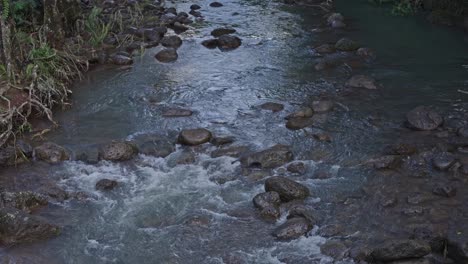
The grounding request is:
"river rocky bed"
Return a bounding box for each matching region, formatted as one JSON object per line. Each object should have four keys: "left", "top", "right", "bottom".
{"left": 0, "top": 0, "right": 468, "bottom": 263}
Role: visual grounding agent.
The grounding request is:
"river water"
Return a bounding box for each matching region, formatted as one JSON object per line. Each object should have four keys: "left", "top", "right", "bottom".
{"left": 1, "top": 0, "right": 467, "bottom": 263}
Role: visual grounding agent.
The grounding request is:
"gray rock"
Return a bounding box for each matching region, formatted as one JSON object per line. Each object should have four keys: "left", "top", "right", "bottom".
{"left": 75, "top": 147, "right": 100, "bottom": 164}
{"left": 201, "top": 39, "right": 218, "bottom": 49}
{"left": 287, "top": 162, "right": 306, "bottom": 174}
{"left": 178, "top": 128, "right": 212, "bottom": 146}
{"left": 161, "top": 35, "right": 182, "bottom": 48}
{"left": 346, "top": 75, "right": 378, "bottom": 90}
{"left": 95, "top": 179, "right": 118, "bottom": 191}
{"left": 335, "top": 38, "right": 360, "bottom": 51}
{"left": 211, "top": 28, "right": 236, "bottom": 37}
{"left": 217, "top": 35, "right": 242, "bottom": 51}
{"left": 286, "top": 107, "right": 314, "bottom": 119}
{"left": 432, "top": 152, "right": 455, "bottom": 170}
{"left": 155, "top": 48, "right": 178, "bottom": 62}
{"left": 260, "top": 205, "right": 280, "bottom": 220}
{"left": 265, "top": 176, "right": 310, "bottom": 202}
{"left": 0, "top": 146, "right": 20, "bottom": 166}
{"left": 272, "top": 217, "right": 312, "bottom": 240}
{"left": 330, "top": 20, "right": 346, "bottom": 28}
{"left": 432, "top": 185, "right": 456, "bottom": 197}
{"left": 0, "top": 191, "right": 48, "bottom": 213}
{"left": 210, "top": 136, "right": 235, "bottom": 146}
{"left": 371, "top": 239, "right": 431, "bottom": 262}
{"left": 313, "top": 133, "right": 332, "bottom": 142}
{"left": 34, "top": 142, "right": 70, "bottom": 164}
{"left": 406, "top": 106, "right": 443, "bottom": 131}
{"left": 209, "top": 1, "right": 223, "bottom": 7}
{"left": 110, "top": 54, "right": 133, "bottom": 65}
{"left": 356, "top": 47, "right": 376, "bottom": 60}
{"left": 312, "top": 100, "right": 334, "bottom": 113}
{"left": 320, "top": 240, "right": 348, "bottom": 260}
{"left": 253, "top": 191, "right": 281, "bottom": 210}
{"left": 101, "top": 142, "right": 137, "bottom": 161}
{"left": 0, "top": 207, "right": 60, "bottom": 245}
{"left": 136, "top": 137, "right": 175, "bottom": 158}
{"left": 190, "top": 4, "right": 201, "bottom": 10}
{"left": 240, "top": 145, "right": 293, "bottom": 169}
{"left": 370, "top": 155, "right": 401, "bottom": 170}
{"left": 327, "top": 13, "right": 344, "bottom": 25}
{"left": 211, "top": 146, "right": 249, "bottom": 158}
{"left": 286, "top": 117, "right": 312, "bottom": 130}
{"left": 314, "top": 44, "right": 336, "bottom": 54}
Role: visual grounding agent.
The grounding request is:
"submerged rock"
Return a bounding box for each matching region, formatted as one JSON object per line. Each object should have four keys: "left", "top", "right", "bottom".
{"left": 217, "top": 35, "right": 242, "bottom": 51}
{"left": 155, "top": 48, "right": 178, "bottom": 62}
{"left": 287, "top": 162, "right": 306, "bottom": 174}
{"left": 240, "top": 144, "right": 293, "bottom": 169}
{"left": 370, "top": 155, "right": 402, "bottom": 170}
{"left": 272, "top": 217, "right": 312, "bottom": 240}
{"left": 0, "top": 207, "right": 60, "bottom": 245}
{"left": 312, "top": 100, "right": 334, "bottom": 113}
{"left": 286, "top": 107, "right": 313, "bottom": 119}
{"left": 345, "top": 75, "right": 378, "bottom": 90}
{"left": 320, "top": 240, "right": 348, "bottom": 260}
{"left": 101, "top": 142, "right": 137, "bottom": 161}
{"left": 371, "top": 239, "right": 431, "bottom": 262}
{"left": 314, "top": 44, "right": 336, "bottom": 54}
{"left": 162, "top": 108, "right": 193, "bottom": 117}
{"left": 335, "top": 38, "right": 360, "bottom": 51}
{"left": 286, "top": 117, "right": 313, "bottom": 130}
{"left": 34, "top": 142, "right": 70, "bottom": 164}
{"left": 264, "top": 176, "right": 310, "bottom": 202}
{"left": 211, "top": 28, "right": 236, "bottom": 37}
{"left": 406, "top": 106, "right": 443, "bottom": 131}
{"left": 135, "top": 136, "right": 175, "bottom": 158}
{"left": 95, "top": 179, "right": 118, "bottom": 191}
{"left": 178, "top": 128, "right": 212, "bottom": 146}
{"left": 209, "top": 1, "right": 223, "bottom": 7}
{"left": 259, "top": 102, "right": 284, "bottom": 112}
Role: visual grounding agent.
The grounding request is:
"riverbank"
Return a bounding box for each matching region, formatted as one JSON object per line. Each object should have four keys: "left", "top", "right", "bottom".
{"left": 0, "top": 0, "right": 467, "bottom": 263}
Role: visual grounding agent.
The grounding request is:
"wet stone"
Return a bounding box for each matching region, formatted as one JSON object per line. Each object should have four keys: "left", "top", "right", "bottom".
{"left": 385, "top": 143, "right": 417, "bottom": 156}
{"left": 0, "top": 207, "right": 61, "bottom": 246}
{"left": 432, "top": 185, "right": 456, "bottom": 197}
{"left": 381, "top": 196, "right": 398, "bottom": 207}
{"left": 211, "top": 28, "right": 236, "bottom": 37}
{"left": 319, "top": 224, "right": 344, "bottom": 237}
{"left": 272, "top": 217, "right": 312, "bottom": 240}
{"left": 162, "top": 108, "right": 193, "bottom": 117}
{"left": 346, "top": 75, "right": 378, "bottom": 90}
{"left": 0, "top": 191, "right": 48, "bottom": 213}
{"left": 407, "top": 193, "right": 432, "bottom": 205}
{"left": 190, "top": 4, "right": 201, "bottom": 10}
{"left": 210, "top": 136, "right": 235, "bottom": 146}
{"left": 34, "top": 142, "right": 70, "bottom": 164}
{"left": 371, "top": 239, "right": 431, "bottom": 262}
{"left": 95, "top": 179, "right": 118, "bottom": 191}
{"left": 16, "top": 140, "right": 33, "bottom": 158}
{"left": 101, "top": 142, "right": 137, "bottom": 161}
{"left": 75, "top": 147, "right": 100, "bottom": 164}
{"left": 201, "top": 39, "right": 218, "bottom": 49}
{"left": 161, "top": 36, "right": 183, "bottom": 49}
{"left": 356, "top": 47, "right": 376, "bottom": 60}
{"left": 240, "top": 144, "right": 293, "bottom": 169}
{"left": 217, "top": 35, "right": 242, "bottom": 51}
{"left": 335, "top": 38, "right": 360, "bottom": 51}
{"left": 286, "top": 117, "right": 312, "bottom": 130}
{"left": 189, "top": 10, "right": 202, "bottom": 17}
{"left": 259, "top": 102, "right": 284, "bottom": 112}
{"left": 286, "top": 162, "right": 306, "bottom": 174}
{"left": 209, "top": 174, "right": 237, "bottom": 185}
{"left": 175, "top": 150, "right": 196, "bottom": 165}
{"left": 259, "top": 206, "right": 280, "bottom": 220}
{"left": 253, "top": 191, "right": 281, "bottom": 210}
{"left": 432, "top": 152, "right": 456, "bottom": 170}
{"left": 209, "top": 1, "right": 223, "bottom": 7}
{"left": 110, "top": 54, "right": 133, "bottom": 65}
{"left": 172, "top": 22, "right": 189, "bottom": 34}
{"left": 264, "top": 176, "right": 310, "bottom": 202}
{"left": 314, "top": 44, "right": 336, "bottom": 54}
{"left": 406, "top": 106, "right": 443, "bottom": 131}
{"left": 402, "top": 207, "right": 425, "bottom": 216}
{"left": 137, "top": 138, "right": 175, "bottom": 158}
{"left": 370, "top": 155, "right": 401, "bottom": 170}
{"left": 211, "top": 146, "right": 249, "bottom": 158}
{"left": 286, "top": 107, "right": 313, "bottom": 119}
{"left": 178, "top": 128, "right": 212, "bottom": 146}
{"left": 313, "top": 133, "right": 332, "bottom": 142}
{"left": 320, "top": 240, "right": 348, "bottom": 260}
{"left": 327, "top": 13, "right": 344, "bottom": 25}
{"left": 155, "top": 48, "right": 178, "bottom": 62}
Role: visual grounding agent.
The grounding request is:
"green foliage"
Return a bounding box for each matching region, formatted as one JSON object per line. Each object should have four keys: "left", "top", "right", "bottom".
{"left": 85, "top": 7, "right": 112, "bottom": 47}
{"left": 391, "top": 0, "right": 415, "bottom": 16}
{"left": 2, "top": 0, "right": 40, "bottom": 25}
{"left": 2, "top": 0, "right": 10, "bottom": 20}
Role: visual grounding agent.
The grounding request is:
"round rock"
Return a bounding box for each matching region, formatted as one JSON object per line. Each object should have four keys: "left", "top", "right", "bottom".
{"left": 335, "top": 38, "right": 360, "bottom": 51}
{"left": 34, "top": 142, "right": 70, "bottom": 164}
{"left": 264, "top": 176, "right": 310, "bottom": 202}
{"left": 178, "top": 128, "right": 212, "bottom": 146}
{"left": 96, "top": 179, "right": 118, "bottom": 191}
{"left": 101, "top": 142, "right": 136, "bottom": 161}
{"left": 345, "top": 75, "right": 377, "bottom": 90}
{"left": 406, "top": 106, "right": 443, "bottom": 131}
{"left": 217, "top": 35, "right": 242, "bottom": 51}
{"left": 161, "top": 36, "right": 182, "bottom": 48}
{"left": 155, "top": 48, "right": 178, "bottom": 63}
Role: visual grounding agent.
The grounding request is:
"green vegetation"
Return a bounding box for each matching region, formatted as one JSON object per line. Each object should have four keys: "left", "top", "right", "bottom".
{"left": 85, "top": 7, "right": 112, "bottom": 47}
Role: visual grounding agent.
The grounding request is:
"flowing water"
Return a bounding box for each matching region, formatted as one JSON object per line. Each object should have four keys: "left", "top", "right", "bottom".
{"left": 1, "top": 0, "right": 468, "bottom": 263}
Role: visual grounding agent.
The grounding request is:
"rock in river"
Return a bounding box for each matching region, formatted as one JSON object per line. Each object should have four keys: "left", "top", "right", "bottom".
{"left": 265, "top": 176, "right": 310, "bottom": 202}
{"left": 345, "top": 75, "right": 378, "bottom": 90}
{"left": 110, "top": 54, "right": 133, "bottom": 65}
{"left": 211, "top": 28, "right": 236, "bottom": 37}
{"left": 201, "top": 39, "right": 219, "bottom": 49}
{"left": 190, "top": 4, "right": 201, "bottom": 10}
{"left": 312, "top": 100, "right": 334, "bottom": 113}
{"left": 155, "top": 48, "right": 178, "bottom": 62}
{"left": 178, "top": 128, "right": 212, "bottom": 146}
{"left": 259, "top": 102, "right": 284, "bottom": 112}
{"left": 209, "top": 1, "right": 223, "bottom": 7}
{"left": 161, "top": 35, "right": 182, "bottom": 49}
{"left": 34, "top": 142, "right": 70, "bottom": 164}
{"left": 370, "top": 239, "right": 431, "bottom": 262}
{"left": 96, "top": 179, "right": 118, "bottom": 191}
{"left": 217, "top": 35, "right": 242, "bottom": 51}
{"left": 432, "top": 152, "right": 455, "bottom": 170}
{"left": 240, "top": 144, "right": 293, "bottom": 169}
{"left": 335, "top": 38, "right": 360, "bottom": 51}
{"left": 0, "top": 207, "right": 60, "bottom": 245}
{"left": 101, "top": 141, "right": 137, "bottom": 161}
{"left": 162, "top": 108, "right": 193, "bottom": 117}
{"left": 272, "top": 217, "right": 312, "bottom": 240}
{"left": 0, "top": 191, "right": 48, "bottom": 213}
{"left": 314, "top": 44, "right": 336, "bottom": 54}
{"left": 253, "top": 191, "right": 281, "bottom": 210}
{"left": 286, "top": 117, "right": 313, "bottom": 130}
{"left": 406, "top": 106, "right": 443, "bottom": 131}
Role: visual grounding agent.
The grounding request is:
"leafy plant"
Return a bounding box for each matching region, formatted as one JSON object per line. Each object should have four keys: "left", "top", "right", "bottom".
{"left": 84, "top": 7, "right": 112, "bottom": 47}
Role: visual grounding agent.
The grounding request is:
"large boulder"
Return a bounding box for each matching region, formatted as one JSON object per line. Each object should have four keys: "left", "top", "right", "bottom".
{"left": 34, "top": 142, "right": 70, "bottom": 164}
{"left": 178, "top": 128, "right": 212, "bottom": 146}
{"left": 101, "top": 142, "right": 137, "bottom": 161}
{"left": 95, "top": 179, "right": 118, "bottom": 191}
{"left": 264, "top": 176, "right": 310, "bottom": 202}
{"left": 406, "top": 106, "right": 443, "bottom": 131}
{"left": 240, "top": 145, "right": 293, "bottom": 169}
{"left": 0, "top": 207, "right": 60, "bottom": 245}
{"left": 370, "top": 239, "right": 431, "bottom": 262}
{"left": 345, "top": 75, "right": 378, "bottom": 90}
{"left": 272, "top": 217, "right": 312, "bottom": 240}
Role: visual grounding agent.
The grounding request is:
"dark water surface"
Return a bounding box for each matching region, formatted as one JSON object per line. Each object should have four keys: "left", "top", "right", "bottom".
{"left": 1, "top": 0, "right": 467, "bottom": 263}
